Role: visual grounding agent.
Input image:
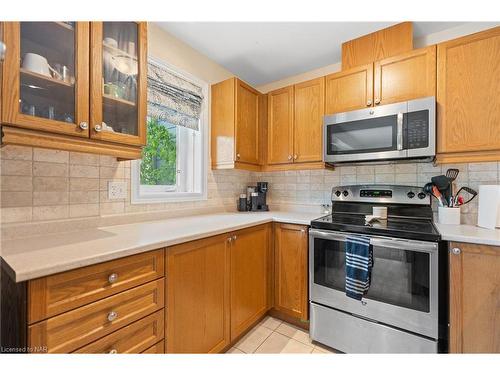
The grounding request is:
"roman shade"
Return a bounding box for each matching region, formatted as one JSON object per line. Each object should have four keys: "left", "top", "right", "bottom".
{"left": 147, "top": 59, "right": 204, "bottom": 131}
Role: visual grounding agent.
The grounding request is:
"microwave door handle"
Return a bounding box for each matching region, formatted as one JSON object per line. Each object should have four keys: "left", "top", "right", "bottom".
{"left": 396, "top": 112, "right": 403, "bottom": 151}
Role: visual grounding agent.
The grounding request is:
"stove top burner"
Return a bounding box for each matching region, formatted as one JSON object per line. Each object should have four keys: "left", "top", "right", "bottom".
{"left": 311, "top": 213, "right": 440, "bottom": 241}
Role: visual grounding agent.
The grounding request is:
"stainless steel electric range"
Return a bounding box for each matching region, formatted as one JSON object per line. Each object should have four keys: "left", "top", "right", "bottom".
{"left": 309, "top": 185, "right": 448, "bottom": 353}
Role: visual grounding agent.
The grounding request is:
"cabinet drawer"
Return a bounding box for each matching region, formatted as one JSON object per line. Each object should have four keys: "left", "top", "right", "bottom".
{"left": 29, "top": 278, "right": 164, "bottom": 353}
{"left": 142, "top": 340, "right": 165, "bottom": 354}
{"left": 74, "top": 310, "right": 164, "bottom": 354}
{"left": 28, "top": 249, "right": 165, "bottom": 323}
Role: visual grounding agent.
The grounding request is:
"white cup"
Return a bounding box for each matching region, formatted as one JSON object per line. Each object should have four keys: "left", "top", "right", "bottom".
{"left": 438, "top": 207, "right": 461, "bottom": 225}
{"left": 22, "top": 53, "right": 51, "bottom": 77}
{"left": 373, "top": 206, "right": 388, "bottom": 219}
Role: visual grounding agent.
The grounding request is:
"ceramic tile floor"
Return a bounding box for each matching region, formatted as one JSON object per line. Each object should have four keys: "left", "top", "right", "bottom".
{"left": 227, "top": 316, "right": 336, "bottom": 354}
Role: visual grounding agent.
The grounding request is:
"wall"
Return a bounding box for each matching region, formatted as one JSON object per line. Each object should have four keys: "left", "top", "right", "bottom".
{"left": 0, "top": 24, "right": 253, "bottom": 229}
{"left": 256, "top": 162, "right": 500, "bottom": 225}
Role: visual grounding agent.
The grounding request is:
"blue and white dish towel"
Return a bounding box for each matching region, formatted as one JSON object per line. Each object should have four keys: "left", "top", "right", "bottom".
{"left": 345, "top": 236, "right": 373, "bottom": 300}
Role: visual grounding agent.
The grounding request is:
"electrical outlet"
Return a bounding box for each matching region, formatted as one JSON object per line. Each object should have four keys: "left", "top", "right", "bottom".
{"left": 108, "top": 181, "right": 127, "bottom": 200}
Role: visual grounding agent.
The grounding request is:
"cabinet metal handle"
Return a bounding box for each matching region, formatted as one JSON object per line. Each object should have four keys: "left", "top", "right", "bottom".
{"left": 236, "top": 153, "right": 241, "bottom": 159}
{"left": 232, "top": 235, "right": 237, "bottom": 241}
{"left": 374, "top": 99, "right": 381, "bottom": 105}
{"left": 108, "top": 273, "right": 118, "bottom": 284}
{"left": 301, "top": 229, "right": 306, "bottom": 233}
{"left": 0, "top": 42, "right": 6, "bottom": 62}
{"left": 228, "top": 237, "right": 232, "bottom": 243}
{"left": 79, "top": 122, "right": 88, "bottom": 130}
{"left": 107, "top": 311, "right": 118, "bottom": 322}
{"left": 366, "top": 100, "right": 372, "bottom": 106}
{"left": 451, "top": 247, "right": 461, "bottom": 255}
{"left": 293, "top": 154, "right": 298, "bottom": 160}
{"left": 109, "top": 349, "right": 118, "bottom": 354}
{"left": 288, "top": 155, "right": 292, "bottom": 160}
{"left": 94, "top": 124, "right": 103, "bottom": 132}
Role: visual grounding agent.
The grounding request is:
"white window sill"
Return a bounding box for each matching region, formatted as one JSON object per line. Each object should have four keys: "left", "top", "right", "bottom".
{"left": 131, "top": 191, "right": 208, "bottom": 204}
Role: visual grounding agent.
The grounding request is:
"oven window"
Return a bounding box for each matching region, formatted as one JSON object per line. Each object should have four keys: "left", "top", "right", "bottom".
{"left": 327, "top": 115, "right": 398, "bottom": 155}
{"left": 313, "top": 238, "right": 430, "bottom": 312}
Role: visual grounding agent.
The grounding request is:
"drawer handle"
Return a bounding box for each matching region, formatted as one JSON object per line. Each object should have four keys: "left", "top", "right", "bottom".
{"left": 108, "top": 273, "right": 119, "bottom": 284}
{"left": 107, "top": 311, "right": 118, "bottom": 322}
{"left": 109, "top": 348, "right": 118, "bottom": 354}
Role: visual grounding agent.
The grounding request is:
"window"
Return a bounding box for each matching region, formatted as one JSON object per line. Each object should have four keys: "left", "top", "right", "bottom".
{"left": 131, "top": 58, "right": 208, "bottom": 203}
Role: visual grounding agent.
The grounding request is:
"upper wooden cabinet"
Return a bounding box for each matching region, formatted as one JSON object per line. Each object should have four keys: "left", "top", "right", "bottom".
{"left": 342, "top": 22, "right": 413, "bottom": 70}
{"left": 273, "top": 223, "right": 308, "bottom": 321}
{"left": 90, "top": 22, "right": 147, "bottom": 146}
{"left": 166, "top": 234, "right": 230, "bottom": 353}
{"left": 230, "top": 224, "right": 271, "bottom": 341}
{"left": 294, "top": 78, "right": 325, "bottom": 163}
{"left": 325, "top": 64, "right": 373, "bottom": 114}
{"left": 0, "top": 21, "right": 147, "bottom": 160}
{"left": 449, "top": 242, "right": 500, "bottom": 353}
{"left": 2, "top": 22, "right": 90, "bottom": 137}
{"left": 436, "top": 27, "right": 500, "bottom": 163}
{"left": 374, "top": 45, "right": 436, "bottom": 106}
{"left": 268, "top": 85, "right": 294, "bottom": 164}
{"left": 267, "top": 77, "right": 325, "bottom": 166}
{"left": 211, "top": 77, "right": 262, "bottom": 170}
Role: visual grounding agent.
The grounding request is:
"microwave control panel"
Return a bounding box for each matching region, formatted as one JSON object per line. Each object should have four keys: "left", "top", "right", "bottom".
{"left": 405, "top": 110, "right": 430, "bottom": 149}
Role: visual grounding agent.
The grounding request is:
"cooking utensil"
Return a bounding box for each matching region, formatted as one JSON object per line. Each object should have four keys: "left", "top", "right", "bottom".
{"left": 454, "top": 186, "right": 477, "bottom": 205}
{"left": 445, "top": 168, "right": 459, "bottom": 181}
{"left": 432, "top": 185, "right": 446, "bottom": 207}
{"left": 431, "top": 175, "right": 452, "bottom": 205}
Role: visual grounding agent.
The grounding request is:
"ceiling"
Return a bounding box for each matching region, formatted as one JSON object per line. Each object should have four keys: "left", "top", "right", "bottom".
{"left": 156, "top": 22, "right": 468, "bottom": 86}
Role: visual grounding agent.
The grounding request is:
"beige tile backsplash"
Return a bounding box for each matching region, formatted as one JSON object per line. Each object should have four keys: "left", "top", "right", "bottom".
{"left": 1, "top": 144, "right": 499, "bottom": 229}
{"left": 1, "top": 145, "right": 254, "bottom": 226}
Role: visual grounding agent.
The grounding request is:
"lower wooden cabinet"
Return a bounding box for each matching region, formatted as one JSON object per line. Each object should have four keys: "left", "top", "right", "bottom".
{"left": 230, "top": 224, "right": 271, "bottom": 340}
{"left": 449, "top": 242, "right": 500, "bottom": 353}
{"left": 166, "top": 234, "right": 231, "bottom": 353}
{"left": 273, "top": 223, "right": 309, "bottom": 321}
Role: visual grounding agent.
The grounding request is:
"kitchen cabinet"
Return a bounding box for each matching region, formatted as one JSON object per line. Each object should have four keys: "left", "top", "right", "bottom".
{"left": 267, "top": 77, "right": 325, "bottom": 168}
{"left": 166, "top": 234, "right": 230, "bottom": 353}
{"left": 342, "top": 22, "right": 413, "bottom": 70}
{"left": 374, "top": 45, "right": 436, "bottom": 106}
{"left": 325, "top": 64, "right": 373, "bottom": 114}
{"left": 449, "top": 242, "right": 500, "bottom": 353}
{"left": 0, "top": 21, "right": 147, "bottom": 160}
{"left": 90, "top": 22, "right": 147, "bottom": 146}
{"left": 436, "top": 27, "right": 500, "bottom": 164}
{"left": 294, "top": 78, "right": 325, "bottom": 163}
{"left": 267, "top": 85, "right": 294, "bottom": 165}
{"left": 211, "top": 77, "right": 263, "bottom": 171}
{"left": 273, "top": 223, "right": 309, "bottom": 321}
{"left": 0, "top": 249, "right": 166, "bottom": 354}
{"left": 230, "top": 224, "right": 271, "bottom": 340}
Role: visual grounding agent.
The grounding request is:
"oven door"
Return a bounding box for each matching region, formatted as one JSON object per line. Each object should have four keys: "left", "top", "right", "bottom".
{"left": 309, "top": 229, "right": 439, "bottom": 339}
{"left": 323, "top": 101, "right": 407, "bottom": 163}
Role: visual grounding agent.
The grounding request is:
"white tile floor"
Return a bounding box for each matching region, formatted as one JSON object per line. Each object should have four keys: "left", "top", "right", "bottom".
{"left": 227, "top": 316, "right": 335, "bottom": 354}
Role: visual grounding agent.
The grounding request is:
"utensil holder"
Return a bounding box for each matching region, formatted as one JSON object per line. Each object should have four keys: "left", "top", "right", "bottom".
{"left": 438, "top": 207, "right": 461, "bottom": 225}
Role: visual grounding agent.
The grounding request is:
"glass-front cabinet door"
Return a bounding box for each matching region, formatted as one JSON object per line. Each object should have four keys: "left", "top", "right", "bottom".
{"left": 90, "top": 22, "right": 147, "bottom": 146}
{"left": 1, "top": 22, "right": 89, "bottom": 136}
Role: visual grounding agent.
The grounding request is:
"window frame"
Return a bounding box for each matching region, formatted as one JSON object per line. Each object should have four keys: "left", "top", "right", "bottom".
{"left": 131, "top": 57, "right": 208, "bottom": 204}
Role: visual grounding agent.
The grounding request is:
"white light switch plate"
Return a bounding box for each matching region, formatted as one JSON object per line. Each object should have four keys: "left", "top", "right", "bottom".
{"left": 108, "top": 181, "right": 127, "bottom": 200}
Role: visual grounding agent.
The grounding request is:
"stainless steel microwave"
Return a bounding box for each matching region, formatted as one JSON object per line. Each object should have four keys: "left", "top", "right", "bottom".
{"left": 323, "top": 97, "right": 435, "bottom": 164}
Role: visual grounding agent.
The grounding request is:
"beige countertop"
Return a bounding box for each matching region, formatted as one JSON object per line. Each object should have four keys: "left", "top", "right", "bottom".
{"left": 1, "top": 211, "right": 322, "bottom": 282}
{"left": 434, "top": 223, "right": 500, "bottom": 247}
{"left": 3, "top": 209, "right": 499, "bottom": 283}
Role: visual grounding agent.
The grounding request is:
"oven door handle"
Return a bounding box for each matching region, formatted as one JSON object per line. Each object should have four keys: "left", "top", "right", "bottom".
{"left": 370, "top": 237, "right": 438, "bottom": 253}
{"left": 309, "top": 229, "right": 438, "bottom": 253}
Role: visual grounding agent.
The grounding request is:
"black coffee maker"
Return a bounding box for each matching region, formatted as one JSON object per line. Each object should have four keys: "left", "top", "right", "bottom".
{"left": 250, "top": 182, "right": 269, "bottom": 212}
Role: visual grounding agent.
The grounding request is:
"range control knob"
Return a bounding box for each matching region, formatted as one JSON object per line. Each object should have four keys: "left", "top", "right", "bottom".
{"left": 407, "top": 191, "right": 415, "bottom": 199}
{"left": 342, "top": 190, "right": 349, "bottom": 197}
{"left": 335, "top": 190, "right": 341, "bottom": 197}
{"left": 418, "top": 192, "right": 427, "bottom": 199}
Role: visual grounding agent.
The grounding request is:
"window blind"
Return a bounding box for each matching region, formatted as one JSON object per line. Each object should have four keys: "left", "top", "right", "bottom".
{"left": 147, "top": 59, "right": 204, "bottom": 131}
